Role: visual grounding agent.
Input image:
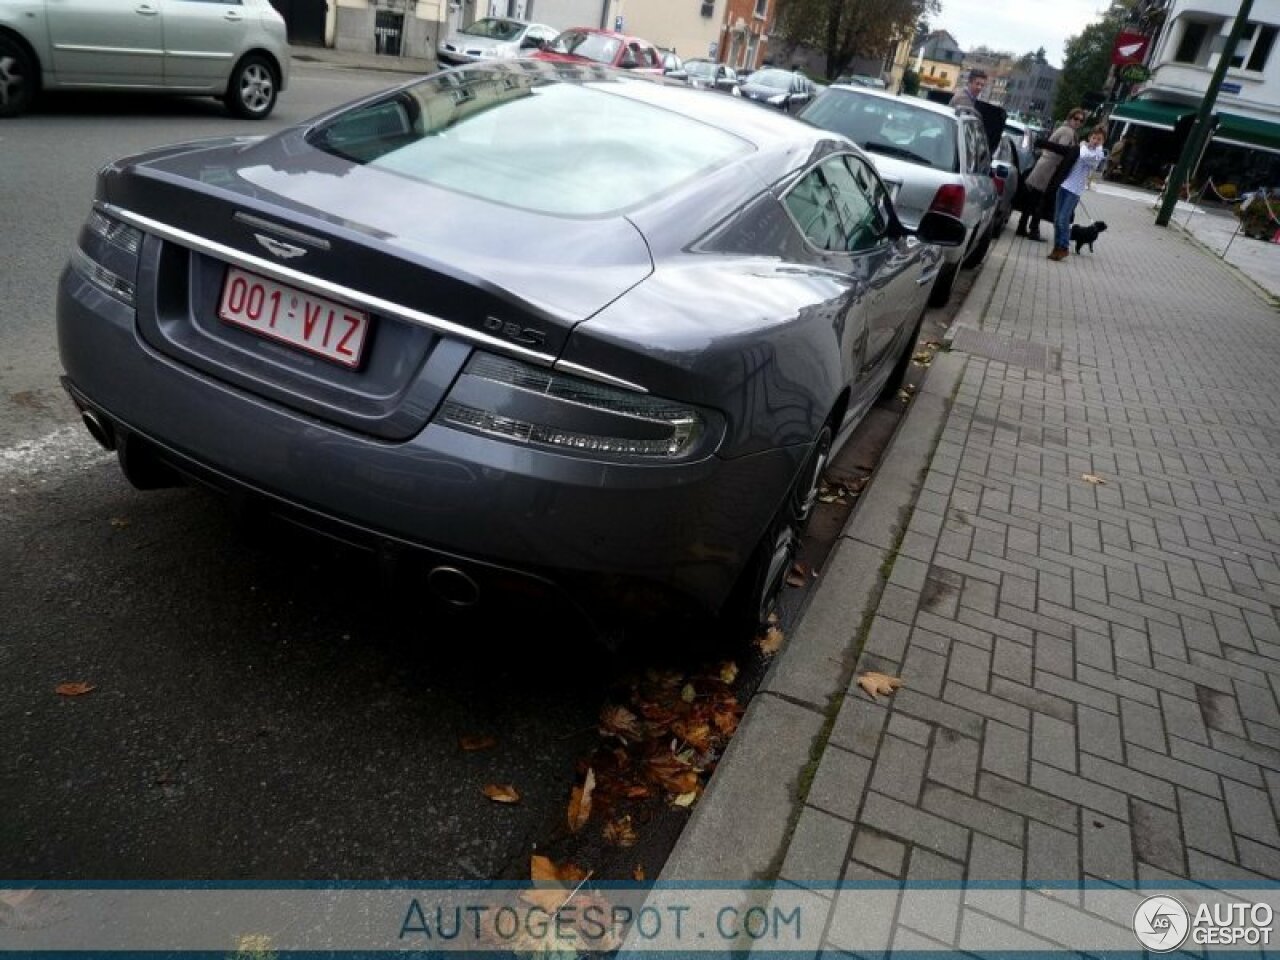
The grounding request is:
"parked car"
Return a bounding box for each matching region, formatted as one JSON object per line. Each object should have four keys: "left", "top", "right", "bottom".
{"left": 532, "top": 28, "right": 664, "bottom": 73}
{"left": 1002, "top": 118, "right": 1043, "bottom": 177}
{"left": 0, "top": 0, "right": 289, "bottom": 119}
{"left": 56, "top": 61, "right": 964, "bottom": 637}
{"left": 436, "top": 17, "right": 558, "bottom": 65}
{"left": 684, "top": 58, "right": 739, "bottom": 94}
{"left": 836, "top": 74, "right": 887, "bottom": 90}
{"left": 990, "top": 133, "right": 1022, "bottom": 237}
{"left": 738, "top": 67, "right": 816, "bottom": 113}
{"left": 799, "top": 84, "right": 998, "bottom": 306}
{"left": 659, "top": 49, "right": 687, "bottom": 81}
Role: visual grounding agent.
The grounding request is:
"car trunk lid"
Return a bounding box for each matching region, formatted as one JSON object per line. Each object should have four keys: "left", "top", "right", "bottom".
{"left": 100, "top": 135, "right": 653, "bottom": 442}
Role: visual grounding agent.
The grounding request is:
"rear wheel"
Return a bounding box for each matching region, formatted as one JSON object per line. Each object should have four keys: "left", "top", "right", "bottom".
{"left": 927, "top": 262, "right": 958, "bottom": 308}
{"left": 720, "top": 422, "right": 833, "bottom": 637}
{"left": 962, "top": 227, "right": 992, "bottom": 269}
{"left": 0, "top": 35, "right": 36, "bottom": 118}
{"left": 224, "top": 54, "right": 277, "bottom": 119}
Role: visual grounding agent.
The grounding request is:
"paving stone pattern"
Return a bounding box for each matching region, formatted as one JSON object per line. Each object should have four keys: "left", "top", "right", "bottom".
{"left": 782, "top": 193, "right": 1280, "bottom": 952}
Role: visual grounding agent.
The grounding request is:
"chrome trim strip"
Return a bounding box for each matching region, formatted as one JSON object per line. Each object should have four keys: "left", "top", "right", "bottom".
{"left": 109, "top": 205, "right": 649, "bottom": 393}
{"left": 106, "top": 204, "right": 561, "bottom": 366}
{"left": 551, "top": 360, "right": 647, "bottom": 394}
{"left": 916, "top": 270, "right": 940, "bottom": 286}
{"left": 54, "top": 44, "right": 163, "bottom": 56}
{"left": 233, "top": 212, "right": 332, "bottom": 250}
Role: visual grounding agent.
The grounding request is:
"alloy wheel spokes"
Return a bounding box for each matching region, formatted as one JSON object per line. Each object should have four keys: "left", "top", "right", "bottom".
{"left": 242, "top": 65, "right": 273, "bottom": 111}
{"left": 0, "top": 56, "right": 22, "bottom": 107}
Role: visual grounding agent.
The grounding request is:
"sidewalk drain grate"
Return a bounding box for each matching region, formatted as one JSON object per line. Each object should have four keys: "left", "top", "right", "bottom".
{"left": 947, "top": 326, "right": 1061, "bottom": 373}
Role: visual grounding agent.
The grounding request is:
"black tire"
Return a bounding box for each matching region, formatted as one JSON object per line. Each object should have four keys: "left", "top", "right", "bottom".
{"left": 927, "top": 262, "right": 958, "bottom": 308}
{"left": 881, "top": 305, "right": 927, "bottom": 402}
{"left": 224, "top": 54, "right": 278, "bottom": 120}
{"left": 962, "top": 228, "right": 992, "bottom": 269}
{"left": 720, "top": 422, "right": 834, "bottom": 637}
{"left": 0, "top": 35, "right": 37, "bottom": 118}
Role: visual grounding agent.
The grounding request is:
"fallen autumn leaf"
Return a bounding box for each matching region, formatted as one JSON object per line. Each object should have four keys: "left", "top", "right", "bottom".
{"left": 567, "top": 768, "right": 595, "bottom": 833}
{"left": 1081, "top": 473, "right": 1107, "bottom": 485}
{"left": 603, "top": 815, "right": 638, "bottom": 848}
{"left": 756, "top": 624, "right": 784, "bottom": 656}
{"left": 599, "top": 704, "right": 644, "bottom": 743}
{"left": 856, "top": 671, "right": 904, "bottom": 701}
{"left": 55, "top": 682, "right": 95, "bottom": 697}
{"left": 459, "top": 734, "right": 497, "bottom": 752}
{"left": 481, "top": 783, "right": 521, "bottom": 804}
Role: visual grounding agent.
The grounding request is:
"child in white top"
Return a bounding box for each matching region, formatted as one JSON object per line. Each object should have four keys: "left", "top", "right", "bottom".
{"left": 1050, "top": 126, "right": 1107, "bottom": 260}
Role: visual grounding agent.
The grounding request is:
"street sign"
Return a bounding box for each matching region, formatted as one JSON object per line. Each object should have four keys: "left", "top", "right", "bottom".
{"left": 1112, "top": 31, "right": 1150, "bottom": 66}
{"left": 1221, "top": 81, "right": 1243, "bottom": 94}
{"left": 1119, "top": 63, "right": 1150, "bottom": 82}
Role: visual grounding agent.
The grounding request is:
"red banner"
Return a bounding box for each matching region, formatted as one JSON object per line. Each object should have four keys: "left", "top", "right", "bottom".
{"left": 1112, "top": 31, "right": 1150, "bottom": 66}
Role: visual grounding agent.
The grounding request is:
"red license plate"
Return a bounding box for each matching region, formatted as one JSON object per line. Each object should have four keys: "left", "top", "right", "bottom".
{"left": 218, "top": 268, "right": 370, "bottom": 369}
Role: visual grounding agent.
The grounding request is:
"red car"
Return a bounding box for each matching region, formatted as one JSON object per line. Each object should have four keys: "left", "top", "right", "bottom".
{"left": 533, "top": 28, "right": 664, "bottom": 73}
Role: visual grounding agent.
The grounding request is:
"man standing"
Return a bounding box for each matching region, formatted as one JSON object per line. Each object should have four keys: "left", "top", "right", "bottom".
{"left": 949, "top": 68, "right": 987, "bottom": 110}
{"left": 1017, "top": 108, "right": 1086, "bottom": 241}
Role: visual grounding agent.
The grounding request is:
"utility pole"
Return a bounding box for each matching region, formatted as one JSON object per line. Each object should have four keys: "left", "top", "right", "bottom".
{"left": 1156, "top": 0, "right": 1254, "bottom": 226}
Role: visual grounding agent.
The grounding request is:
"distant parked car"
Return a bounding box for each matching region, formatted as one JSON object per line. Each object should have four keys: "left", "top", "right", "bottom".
{"left": 533, "top": 28, "right": 664, "bottom": 73}
{"left": 436, "top": 17, "right": 558, "bottom": 65}
{"left": 738, "top": 67, "right": 816, "bottom": 113}
{"left": 990, "top": 134, "right": 1022, "bottom": 237}
{"left": 0, "top": 0, "right": 290, "bottom": 119}
{"left": 836, "top": 74, "right": 887, "bottom": 89}
{"left": 684, "top": 59, "right": 739, "bottom": 94}
{"left": 659, "top": 49, "right": 687, "bottom": 81}
{"left": 799, "top": 84, "right": 998, "bottom": 307}
{"left": 56, "top": 60, "right": 965, "bottom": 638}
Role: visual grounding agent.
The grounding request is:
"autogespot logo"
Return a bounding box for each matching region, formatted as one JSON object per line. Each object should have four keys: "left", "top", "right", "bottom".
{"left": 1133, "top": 895, "right": 1191, "bottom": 952}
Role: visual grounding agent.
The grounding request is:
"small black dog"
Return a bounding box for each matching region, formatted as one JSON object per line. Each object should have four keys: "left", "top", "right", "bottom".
{"left": 1070, "top": 220, "right": 1108, "bottom": 253}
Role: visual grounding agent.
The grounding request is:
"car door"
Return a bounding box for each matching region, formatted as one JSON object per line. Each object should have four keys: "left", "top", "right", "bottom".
{"left": 963, "top": 118, "right": 997, "bottom": 235}
{"left": 45, "top": 0, "right": 164, "bottom": 84}
{"left": 827, "top": 154, "right": 927, "bottom": 374}
{"left": 161, "top": 0, "right": 251, "bottom": 90}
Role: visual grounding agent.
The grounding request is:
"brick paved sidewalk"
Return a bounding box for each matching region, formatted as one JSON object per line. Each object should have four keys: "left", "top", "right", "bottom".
{"left": 777, "top": 190, "right": 1280, "bottom": 952}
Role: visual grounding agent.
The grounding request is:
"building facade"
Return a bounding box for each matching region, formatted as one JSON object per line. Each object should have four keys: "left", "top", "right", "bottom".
{"left": 716, "top": 0, "right": 774, "bottom": 71}
{"left": 913, "top": 30, "right": 964, "bottom": 92}
{"left": 1003, "top": 60, "right": 1060, "bottom": 123}
{"left": 1111, "top": 0, "right": 1280, "bottom": 189}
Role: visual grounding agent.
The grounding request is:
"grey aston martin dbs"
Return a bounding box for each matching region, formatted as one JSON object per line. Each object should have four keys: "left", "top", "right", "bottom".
{"left": 57, "top": 60, "right": 963, "bottom": 635}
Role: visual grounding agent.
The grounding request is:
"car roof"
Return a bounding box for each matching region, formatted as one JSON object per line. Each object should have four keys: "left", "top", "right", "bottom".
{"left": 826, "top": 84, "right": 966, "bottom": 121}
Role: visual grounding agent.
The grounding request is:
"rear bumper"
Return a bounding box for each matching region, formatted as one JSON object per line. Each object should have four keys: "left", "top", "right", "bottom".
{"left": 57, "top": 271, "right": 805, "bottom": 619}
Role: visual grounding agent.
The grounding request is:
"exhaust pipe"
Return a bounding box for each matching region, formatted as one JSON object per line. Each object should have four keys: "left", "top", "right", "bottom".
{"left": 427, "top": 565, "right": 481, "bottom": 608}
{"left": 81, "top": 409, "right": 116, "bottom": 451}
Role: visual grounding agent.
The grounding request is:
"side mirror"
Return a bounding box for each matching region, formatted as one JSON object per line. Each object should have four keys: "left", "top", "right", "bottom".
{"left": 914, "top": 211, "right": 967, "bottom": 247}
{"left": 993, "top": 163, "right": 1011, "bottom": 180}
{"left": 619, "top": 56, "right": 638, "bottom": 69}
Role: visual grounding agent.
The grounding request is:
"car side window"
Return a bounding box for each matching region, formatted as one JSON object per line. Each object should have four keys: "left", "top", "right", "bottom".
{"left": 965, "top": 121, "right": 989, "bottom": 174}
{"left": 823, "top": 157, "right": 884, "bottom": 253}
{"left": 784, "top": 167, "right": 847, "bottom": 252}
{"left": 843, "top": 155, "right": 891, "bottom": 240}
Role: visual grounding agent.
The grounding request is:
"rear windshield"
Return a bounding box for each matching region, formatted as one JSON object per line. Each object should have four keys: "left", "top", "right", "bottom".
{"left": 306, "top": 70, "right": 750, "bottom": 217}
{"left": 461, "top": 18, "right": 523, "bottom": 41}
{"left": 547, "top": 30, "right": 619, "bottom": 64}
{"left": 749, "top": 69, "right": 793, "bottom": 91}
{"left": 800, "top": 91, "right": 958, "bottom": 172}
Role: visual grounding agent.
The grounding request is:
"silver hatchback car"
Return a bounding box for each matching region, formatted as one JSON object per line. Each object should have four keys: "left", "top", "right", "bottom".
{"left": 799, "top": 86, "right": 998, "bottom": 307}
{"left": 0, "top": 0, "right": 290, "bottom": 119}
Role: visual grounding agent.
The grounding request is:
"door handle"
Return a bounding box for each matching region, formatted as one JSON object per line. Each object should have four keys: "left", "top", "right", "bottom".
{"left": 135, "top": 4, "right": 159, "bottom": 15}
{"left": 224, "top": 11, "right": 244, "bottom": 20}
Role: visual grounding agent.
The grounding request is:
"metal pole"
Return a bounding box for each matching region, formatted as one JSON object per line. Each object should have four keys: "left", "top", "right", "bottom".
{"left": 1156, "top": 0, "right": 1254, "bottom": 226}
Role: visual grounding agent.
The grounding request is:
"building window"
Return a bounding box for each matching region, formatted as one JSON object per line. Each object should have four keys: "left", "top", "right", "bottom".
{"left": 1229, "top": 22, "right": 1278, "bottom": 71}
{"left": 1174, "top": 20, "right": 1215, "bottom": 65}
{"left": 754, "top": 0, "right": 767, "bottom": 18}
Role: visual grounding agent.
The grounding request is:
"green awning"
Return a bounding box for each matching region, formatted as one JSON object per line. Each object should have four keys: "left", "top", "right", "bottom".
{"left": 1110, "top": 99, "right": 1191, "bottom": 131}
{"left": 1214, "top": 112, "right": 1280, "bottom": 155}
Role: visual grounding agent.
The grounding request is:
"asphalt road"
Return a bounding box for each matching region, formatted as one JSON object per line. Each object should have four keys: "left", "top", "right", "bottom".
{"left": 0, "top": 64, "right": 976, "bottom": 882}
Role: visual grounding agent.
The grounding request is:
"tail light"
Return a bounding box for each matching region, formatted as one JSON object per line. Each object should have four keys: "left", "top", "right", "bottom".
{"left": 929, "top": 184, "right": 966, "bottom": 219}
{"left": 992, "top": 176, "right": 1006, "bottom": 196}
{"left": 437, "top": 352, "right": 716, "bottom": 461}
{"left": 69, "top": 209, "right": 144, "bottom": 306}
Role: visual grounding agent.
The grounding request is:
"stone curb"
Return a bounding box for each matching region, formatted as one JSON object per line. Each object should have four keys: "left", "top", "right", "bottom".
{"left": 659, "top": 250, "right": 1009, "bottom": 884}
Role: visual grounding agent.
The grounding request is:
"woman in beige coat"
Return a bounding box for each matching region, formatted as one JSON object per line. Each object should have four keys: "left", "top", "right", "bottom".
{"left": 1016, "top": 109, "right": 1086, "bottom": 241}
